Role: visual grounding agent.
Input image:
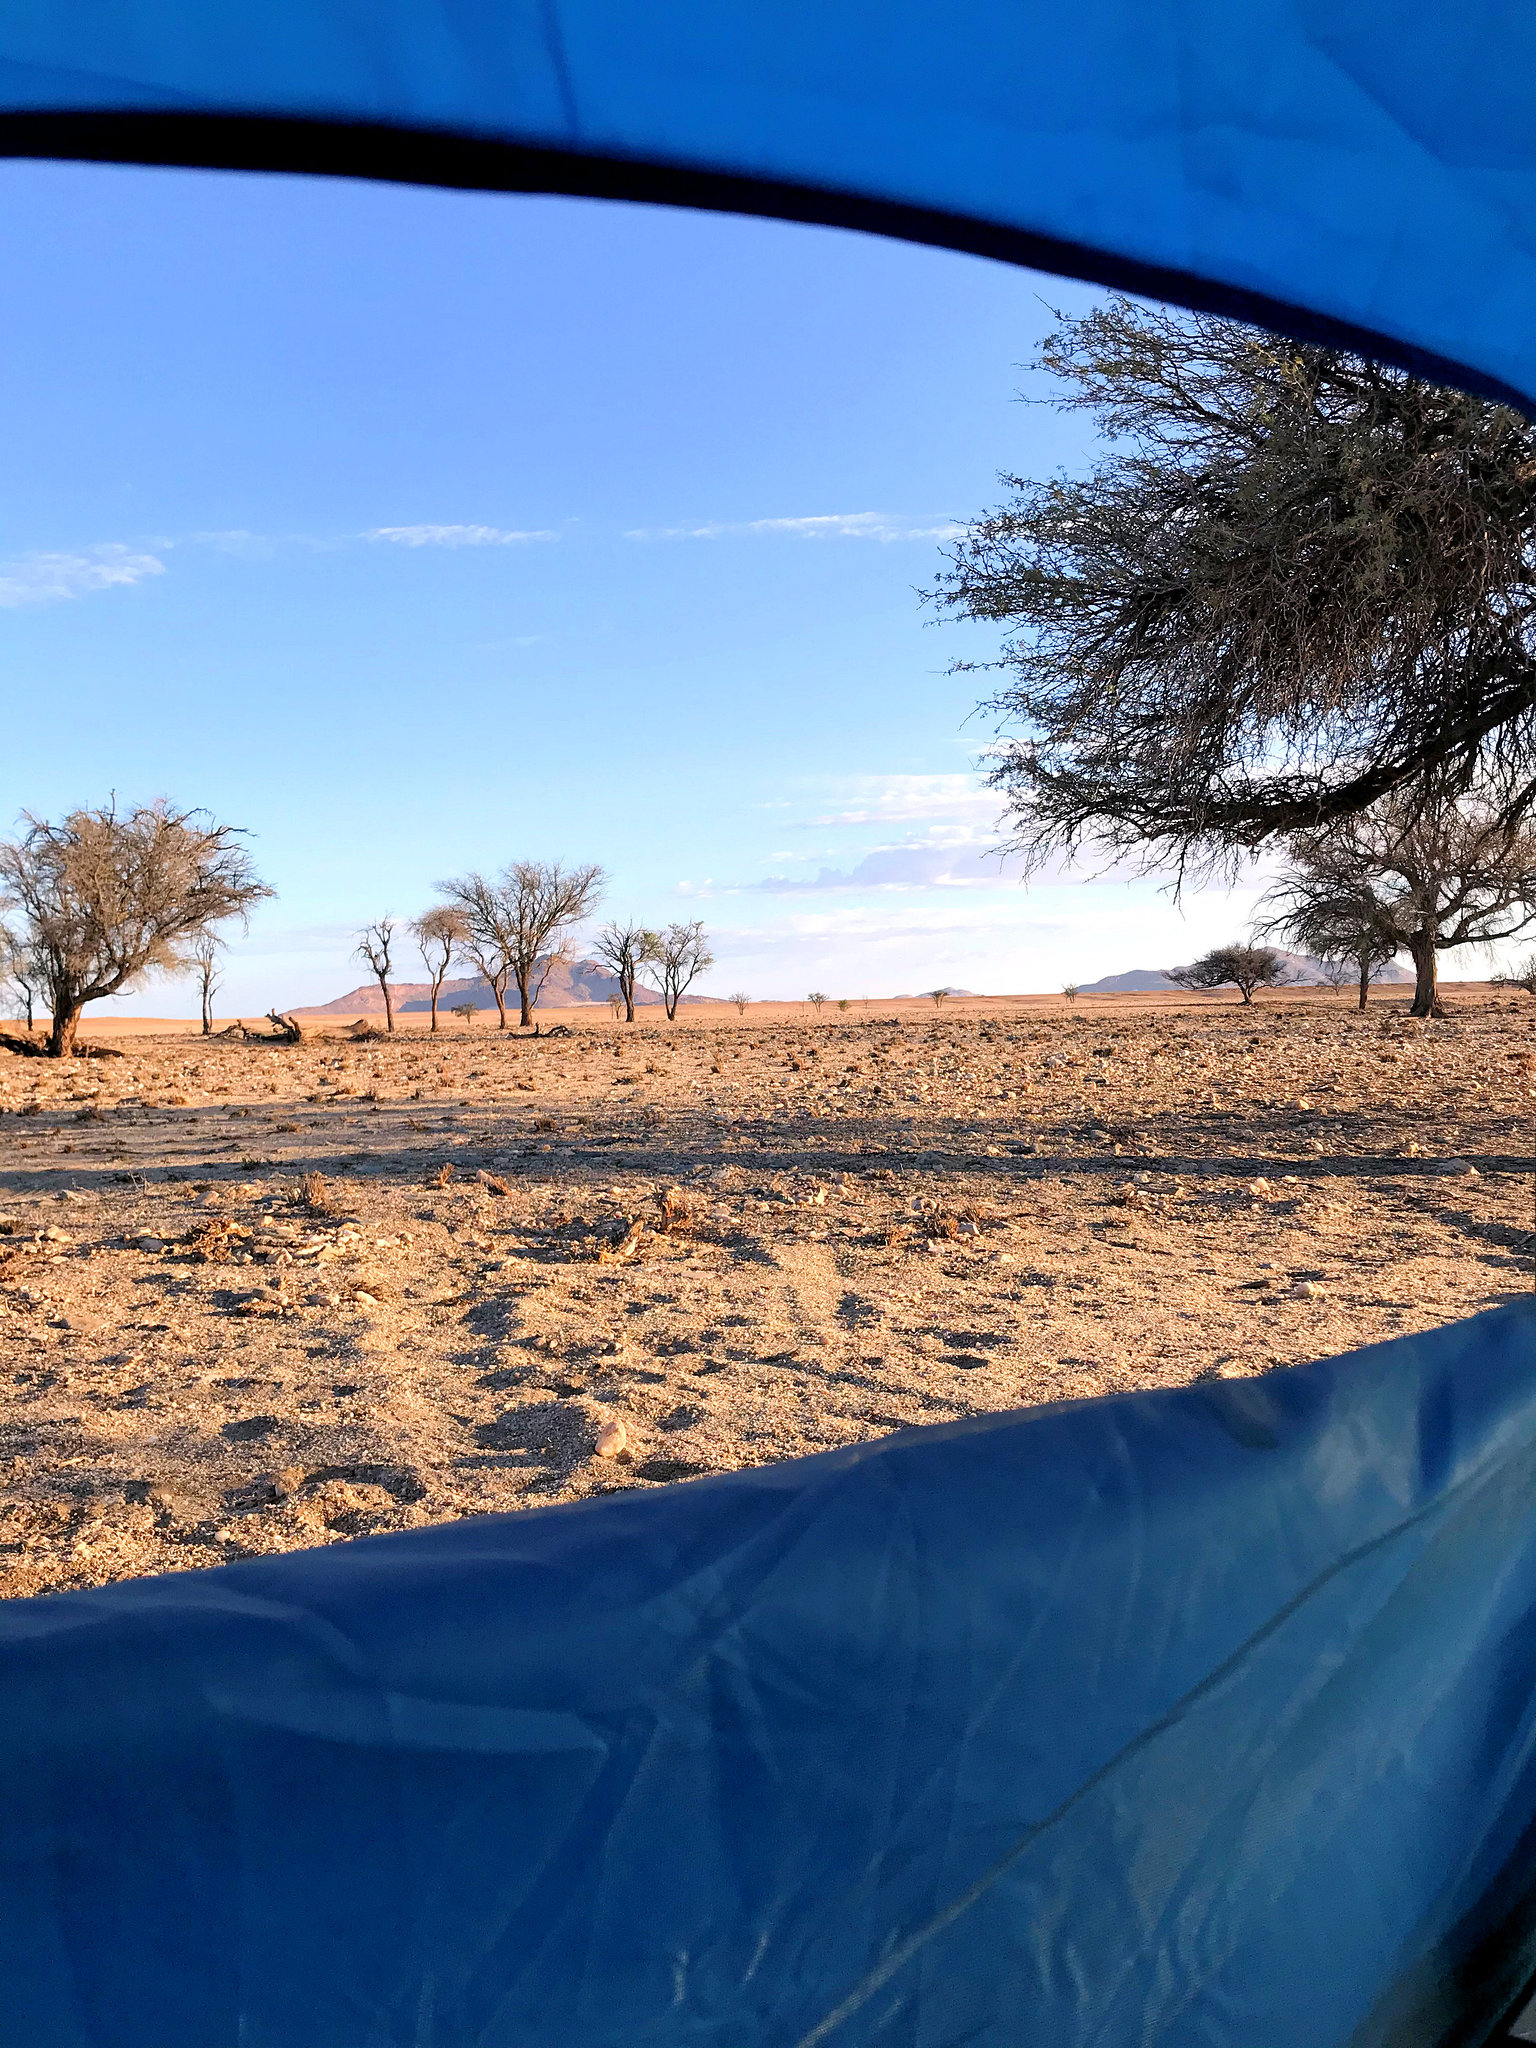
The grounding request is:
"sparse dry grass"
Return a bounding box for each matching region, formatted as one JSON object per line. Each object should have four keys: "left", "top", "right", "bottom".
{"left": 0, "top": 989, "right": 1530, "bottom": 1597}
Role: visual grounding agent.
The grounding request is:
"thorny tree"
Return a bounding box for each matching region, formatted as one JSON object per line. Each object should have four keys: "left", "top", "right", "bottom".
{"left": 1271, "top": 793, "right": 1536, "bottom": 1016}
{"left": 504, "top": 862, "right": 604, "bottom": 1027}
{"left": 645, "top": 922, "right": 715, "bottom": 1022}
{"left": 1167, "top": 945, "right": 1294, "bottom": 1005}
{"left": 592, "top": 920, "right": 653, "bottom": 1024}
{"left": 355, "top": 918, "right": 398, "bottom": 1033}
{"left": 0, "top": 800, "right": 270, "bottom": 1056}
{"left": 930, "top": 300, "right": 1536, "bottom": 873}
{"left": 1256, "top": 864, "right": 1402, "bottom": 1011}
{"left": 0, "top": 922, "right": 40, "bottom": 1031}
{"left": 441, "top": 862, "right": 604, "bottom": 1029}
{"left": 190, "top": 933, "right": 223, "bottom": 1035}
{"left": 411, "top": 904, "right": 467, "bottom": 1033}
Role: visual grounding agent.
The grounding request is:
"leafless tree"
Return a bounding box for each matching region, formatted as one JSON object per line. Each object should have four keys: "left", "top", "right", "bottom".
{"left": 1274, "top": 793, "right": 1536, "bottom": 1015}
{"left": 930, "top": 298, "right": 1536, "bottom": 873}
{"left": 807, "top": 990, "right": 827, "bottom": 1015}
{"left": 411, "top": 904, "right": 467, "bottom": 1033}
{"left": 190, "top": 933, "right": 223, "bottom": 1035}
{"left": 438, "top": 872, "right": 515, "bottom": 1029}
{"left": 1256, "top": 864, "right": 1401, "bottom": 1011}
{"left": 645, "top": 922, "right": 715, "bottom": 1022}
{"left": 443, "top": 862, "right": 604, "bottom": 1029}
{"left": 355, "top": 918, "right": 398, "bottom": 1033}
{"left": 0, "top": 800, "right": 271, "bottom": 1056}
{"left": 1167, "top": 945, "right": 1295, "bottom": 1005}
{"left": 1061, "top": 984, "right": 1080, "bottom": 1005}
{"left": 1315, "top": 955, "right": 1355, "bottom": 997}
{"left": 1492, "top": 954, "right": 1536, "bottom": 997}
{"left": 593, "top": 920, "right": 654, "bottom": 1024}
{"left": 505, "top": 862, "right": 604, "bottom": 1027}
{"left": 729, "top": 991, "right": 750, "bottom": 1015}
{"left": 0, "top": 922, "right": 39, "bottom": 1031}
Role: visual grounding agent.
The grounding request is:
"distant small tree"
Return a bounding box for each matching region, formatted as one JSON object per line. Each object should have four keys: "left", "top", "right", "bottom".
{"left": 411, "top": 904, "right": 467, "bottom": 1034}
{"left": 190, "top": 933, "right": 223, "bottom": 1035}
{"left": 450, "top": 1001, "right": 478, "bottom": 1026}
{"left": 807, "top": 990, "right": 827, "bottom": 1015}
{"left": 1167, "top": 944, "right": 1294, "bottom": 1005}
{"left": 926, "top": 989, "right": 949, "bottom": 1009}
{"left": 608, "top": 993, "right": 623, "bottom": 1019}
{"left": 729, "top": 991, "right": 750, "bottom": 1016}
{"left": 593, "top": 920, "right": 654, "bottom": 1024}
{"left": 837, "top": 998, "right": 851, "bottom": 1012}
{"left": 1061, "top": 983, "right": 1080, "bottom": 1005}
{"left": 0, "top": 799, "right": 271, "bottom": 1057}
{"left": 1492, "top": 954, "right": 1536, "bottom": 997}
{"left": 646, "top": 922, "right": 715, "bottom": 1022}
{"left": 1315, "top": 955, "right": 1354, "bottom": 996}
{"left": 355, "top": 918, "right": 397, "bottom": 1032}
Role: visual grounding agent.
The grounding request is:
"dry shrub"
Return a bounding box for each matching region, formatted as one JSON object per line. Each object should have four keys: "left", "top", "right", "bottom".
{"left": 479, "top": 1172, "right": 511, "bottom": 1196}
{"left": 302, "top": 1170, "right": 341, "bottom": 1215}
{"left": 656, "top": 1186, "right": 700, "bottom": 1233}
{"left": 430, "top": 1163, "right": 454, "bottom": 1188}
{"left": 185, "top": 1215, "right": 248, "bottom": 1260}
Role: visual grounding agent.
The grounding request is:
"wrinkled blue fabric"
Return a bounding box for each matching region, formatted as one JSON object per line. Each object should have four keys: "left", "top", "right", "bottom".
{"left": 1, "top": 1301, "right": 1534, "bottom": 2046}
{"left": 2, "top": 2, "right": 1536, "bottom": 409}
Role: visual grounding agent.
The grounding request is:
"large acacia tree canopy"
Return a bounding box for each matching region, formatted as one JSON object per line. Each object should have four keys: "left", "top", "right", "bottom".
{"left": 931, "top": 301, "right": 1536, "bottom": 870}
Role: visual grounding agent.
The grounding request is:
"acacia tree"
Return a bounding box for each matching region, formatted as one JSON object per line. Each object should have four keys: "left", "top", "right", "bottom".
{"left": 411, "top": 904, "right": 467, "bottom": 1033}
{"left": 1277, "top": 794, "right": 1536, "bottom": 1015}
{"left": 504, "top": 862, "right": 605, "bottom": 1027}
{"left": 930, "top": 299, "right": 1536, "bottom": 873}
{"left": 1256, "top": 864, "right": 1401, "bottom": 1010}
{"left": 355, "top": 918, "right": 397, "bottom": 1033}
{"left": 441, "top": 862, "right": 604, "bottom": 1029}
{"left": 1167, "top": 944, "right": 1294, "bottom": 1005}
{"left": 439, "top": 873, "right": 515, "bottom": 1029}
{"left": 1493, "top": 955, "right": 1536, "bottom": 997}
{"left": 0, "top": 922, "right": 39, "bottom": 1031}
{"left": 0, "top": 800, "right": 271, "bottom": 1056}
{"left": 190, "top": 933, "right": 223, "bottom": 1035}
{"left": 593, "top": 920, "right": 653, "bottom": 1024}
{"left": 646, "top": 922, "right": 714, "bottom": 1022}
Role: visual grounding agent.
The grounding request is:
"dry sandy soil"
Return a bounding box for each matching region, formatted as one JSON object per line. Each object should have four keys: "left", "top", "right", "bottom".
{"left": 0, "top": 988, "right": 1531, "bottom": 1598}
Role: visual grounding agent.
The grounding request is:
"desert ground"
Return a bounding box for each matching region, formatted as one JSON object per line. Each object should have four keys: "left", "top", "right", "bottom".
{"left": 0, "top": 986, "right": 1530, "bottom": 1598}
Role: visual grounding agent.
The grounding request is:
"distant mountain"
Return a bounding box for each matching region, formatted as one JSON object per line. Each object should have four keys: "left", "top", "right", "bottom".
{"left": 1081, "top": 952, "right": 1411, "bottom": 994}
{"left": 295, "top": 957, "right": 722, "bottom": 1017}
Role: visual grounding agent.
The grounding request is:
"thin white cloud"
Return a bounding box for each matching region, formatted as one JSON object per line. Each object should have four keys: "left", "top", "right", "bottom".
{"left": 810, "top": 773, "right": 1000, "bottom": 828}
{"left": 752, "top": 843, "right": 1014, "bottom": 892}
{"left": 364, "top": 524, "right": 558, "bottom": 548}
{"left": 625, "top": 512, "right": 963, "bottom": 543}
{"left": 0, "top": 543, "right": 166, "bottom": 608}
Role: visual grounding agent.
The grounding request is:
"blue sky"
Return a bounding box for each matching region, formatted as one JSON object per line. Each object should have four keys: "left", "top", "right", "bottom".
{"left": 0, "top": 161, "right": 1273, "bottom": 1014}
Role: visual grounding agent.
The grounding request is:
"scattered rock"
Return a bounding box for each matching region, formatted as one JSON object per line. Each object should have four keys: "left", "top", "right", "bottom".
{"left": 594, "top": 1415, "right": 628, "bottom": 1459}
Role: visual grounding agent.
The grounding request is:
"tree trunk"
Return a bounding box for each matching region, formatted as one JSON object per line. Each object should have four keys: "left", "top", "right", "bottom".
{"left": 429, "top": 983, "right": 440, "bottom": 1033}
{"left": 666, "top": 995, "right": 679, "bottom": 1021}
{"left": 492, "top": 980, "right": 507, "bottom": 1031}
{"left": 1356, "top": 955, "right": 1372, "bottom": 1011}
{"left": 382, "top": 983, "right": 394, "bottom": 1032}
{"left": 1407, "top": 929, "right": 1443, "bottom": 1017}
{"left": 621, "top": 968, "right": 635, "bottom": 1024}
{"left": 47, "top": 1002, "right": 81, "bottom": 1058}
{"left": 1238, "top": 985, "right": 1254, "bottom": 1004}
{"left": 518, "top": 979, "right": 532, "bottom": 1029}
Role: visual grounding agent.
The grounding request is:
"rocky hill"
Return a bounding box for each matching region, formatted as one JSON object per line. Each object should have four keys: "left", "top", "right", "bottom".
{"left": 295, "top": 956, "right": 727, "bottom": 1016}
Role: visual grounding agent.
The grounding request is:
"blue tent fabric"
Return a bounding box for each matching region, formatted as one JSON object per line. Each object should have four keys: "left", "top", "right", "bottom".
{"left": 3, "top": 2, "right": 1536, "bottom": 412}
{"left": 2, "top": 1301, "right": 1535, "bottom": 2046}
